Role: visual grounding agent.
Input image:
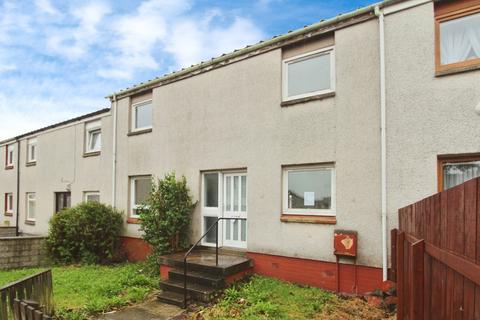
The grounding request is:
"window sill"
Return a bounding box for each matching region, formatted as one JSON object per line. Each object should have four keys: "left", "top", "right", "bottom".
{"left": 280, "top": 214, "right": 336, "bottom": 224}
{"left": 127, "top": 217, "right": 140, "bottom": 224}
{"left": 83, "top": 151, "right": 101, "bottom": 158}
{"left": 25, "top": 220, "right": 35, "bottom": 225}
{"left": 4, "top": 212, "right": 13, "bottom": 217}
{"left": 127, "top": 128, "right": 152, "bottom": 136}
{"left": 435, "top": 63, "right": 480, "bottom": 77}
{"left": 4, "top": 166, "right": 14, "bottom": 170}
{"left": 26, "top": 161, "right": 36, "bottom": 167}
{"left": 281, "top": 92, "right": 335, "bottom": 107}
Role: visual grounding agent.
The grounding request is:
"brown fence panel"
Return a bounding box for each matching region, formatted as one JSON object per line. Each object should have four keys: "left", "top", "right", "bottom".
{"left": 0, "top": 270, "right": 53, "bottom": 319}
{"left": 393, "top": 177, "right": 480, "bottom": 320}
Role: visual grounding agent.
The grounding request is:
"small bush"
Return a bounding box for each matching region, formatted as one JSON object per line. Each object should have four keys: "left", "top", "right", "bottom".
{"left": 46, "top": 202, "right": 123, "bottom": 264}
{"left": 139, "top": 172, "right": 196, "bottom": 260}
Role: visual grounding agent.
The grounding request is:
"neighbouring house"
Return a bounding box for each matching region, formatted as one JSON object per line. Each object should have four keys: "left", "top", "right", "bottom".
{"left": 1, "top": 0, "right": 479, "bottom": 294}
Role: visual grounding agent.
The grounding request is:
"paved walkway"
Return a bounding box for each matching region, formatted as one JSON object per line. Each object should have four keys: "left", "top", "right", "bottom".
{"left": 100, "top": 297, "right": 184, "bottom": 320}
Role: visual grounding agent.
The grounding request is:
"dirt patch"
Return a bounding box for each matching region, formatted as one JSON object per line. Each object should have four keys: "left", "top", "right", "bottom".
{"left": 314, "top": 296, "right": 395, "bottom": 320}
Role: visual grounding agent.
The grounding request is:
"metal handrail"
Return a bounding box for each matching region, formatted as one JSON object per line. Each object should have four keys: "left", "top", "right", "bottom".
{"left": 183, "top": 217, "right": 246, "bottom": 308}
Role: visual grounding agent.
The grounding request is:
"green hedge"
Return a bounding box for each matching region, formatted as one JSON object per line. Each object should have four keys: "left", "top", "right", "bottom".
{"left": 46, "top": 202, "right": 124, "bottom": 264}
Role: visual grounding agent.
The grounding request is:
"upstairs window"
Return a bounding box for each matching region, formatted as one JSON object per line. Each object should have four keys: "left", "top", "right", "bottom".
{"left": 131, "top": 100, "right": 152, "bottom": 131}
{"left": 130, "top": 176, "right": 152, "bottom": 218}
{"left": 436, "top": 2, "right": 480, "bottom": 73}
{"left": 27, "top": 138, "right": 37, "bottom": 164}
{"left": 282, "top": 47, "right": 335, "bottom": 102}
{"left": 5, "top": 193, "right": 13, "bottom": 215}
{"left": 5, "top": 144, "right": 14, "bottom": 168}
{"left": 85, "top": 120, "right": 101, "bottom": 154}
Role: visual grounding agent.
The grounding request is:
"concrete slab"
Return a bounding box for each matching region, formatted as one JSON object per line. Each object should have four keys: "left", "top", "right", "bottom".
{"left": 100, "top": 299, "right": 184, "bottom": 320}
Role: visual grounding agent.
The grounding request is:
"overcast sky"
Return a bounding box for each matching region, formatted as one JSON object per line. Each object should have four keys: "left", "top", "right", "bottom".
{"left": 0, "top": 0, "right": 371, "bottom": 140}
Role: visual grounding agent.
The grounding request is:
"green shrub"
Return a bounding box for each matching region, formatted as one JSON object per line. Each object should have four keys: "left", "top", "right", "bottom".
{"left": 46, "top": 202, "right": 123, "bottom": 264}
{"left": 139, "top": 172, "right": 196, "bottom": 261}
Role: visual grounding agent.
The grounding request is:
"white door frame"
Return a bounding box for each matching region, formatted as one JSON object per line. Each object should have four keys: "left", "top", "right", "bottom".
{"left": 200, "top": 170, "right": 247, "bottom": 249}
{"left": 201, "top": 172, "right": 223, "bottom": 247}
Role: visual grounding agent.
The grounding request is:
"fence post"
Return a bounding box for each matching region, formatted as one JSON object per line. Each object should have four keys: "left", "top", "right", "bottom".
{"left": 390, "top": 229, "right": 397, "bottom": 282}
{"left": 411, "top": 240, "right": 425, "bottom": 320}
{"left": 397, "top": 231, "right": 405, "bottom": 320}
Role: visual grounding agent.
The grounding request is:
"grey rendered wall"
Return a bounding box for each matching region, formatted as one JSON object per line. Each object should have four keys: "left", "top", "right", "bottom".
{"left": 0, "top": 143, "right": 18, "bottom": 226}
{"left": 18, "top": 113, "right": 113, "bottom": 235}
{"left": 115, "top": 18, "right": 383, "bottom": 267}
{"left": 385, "top": 3, "right": 480, "bottom": 233}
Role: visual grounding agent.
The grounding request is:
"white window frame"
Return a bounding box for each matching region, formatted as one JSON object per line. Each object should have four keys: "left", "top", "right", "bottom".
{"left": 27, "top": 138, "right": 37, "bottom": 163}
{"left": 84, "top": 191, "right": 100, "bottom": 202}
{"left": 6, "top": 144, "right": 14, "bottom": 167}
{"left": 5, "top": 193, "right": 13, "bottom": 214}
{"left": 131, "top": 99, "right": 153, "bottom": 132}
{"left": 282, "top": 46, "right": 335, "bottom": 102}
{"left": 85, "top": 120, "right": 102, "bottom": 153}
{"left": 26, "top": 192, "right": 36, "bottom": 221}
{"left": 282, "top": 164, "right": 336, "bottom": 216}
{"left": 130, "top": 176, "right": 151, "bottom": 218}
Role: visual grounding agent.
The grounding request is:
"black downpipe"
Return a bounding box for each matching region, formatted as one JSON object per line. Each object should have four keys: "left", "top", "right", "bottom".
{"left": 15, "top": 139, "right": 20, "bottom": 236}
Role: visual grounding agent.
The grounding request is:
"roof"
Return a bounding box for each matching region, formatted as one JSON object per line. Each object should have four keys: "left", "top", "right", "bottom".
{"left": 107, "top": 0, "right": 405, "bottom": 100}
{"left": 0, "top": 108, "right": 110, "bottom": 145}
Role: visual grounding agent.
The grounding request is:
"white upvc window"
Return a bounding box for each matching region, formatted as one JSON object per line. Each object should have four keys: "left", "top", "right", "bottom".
{"left": 26, "top": 193, "right": 36, "bottom": 221}
{"left": 131, "top": 100, "right": 152, "bottom": 131}
{"left": 130, "top": 176, "right": 152, "bottom": 218}
{"left": 84, "top": 191, "right": 100, "bottom": 203}
{"left": 5, "top": 193, "right": 13, "bottom": 214}
{"left": 282, "top": 164, "right": 336, "bottom": 216}
{"left": 85, "top": 120, "right": 101, "bottom": 153}
{"left": 282, "top": 46, "right": 335, "bottom": 102}
{"left": 27, "top": 138, "right": 37, "bottom": 163}
{"left": 5, "top": 144, "right": 14, "bottom": 168}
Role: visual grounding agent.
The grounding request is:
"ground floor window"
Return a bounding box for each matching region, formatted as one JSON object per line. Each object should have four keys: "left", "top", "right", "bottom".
{"left": 84, "top": 191, "right": 100, "bottom": 203}
{"left": 438, "top": 154, "right": 480, "bottom": 191}
{"left": 130, "top": 175, "right": 152, "bottom": 218}
{"left": 282, "top": 164, "right": 335, "bottom": 216}
{"left": 4, "top": 193, "right": 13, "bottom": 215}
{"left": 55, "top": 192, "right": 71, "bottom": 213}
{"left": 26, "top": 193, "right": 36, "bottom": 221}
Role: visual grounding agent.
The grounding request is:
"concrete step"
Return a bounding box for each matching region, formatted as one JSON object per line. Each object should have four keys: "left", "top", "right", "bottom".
{"left": 168, "top": 269, "right": 225, "bottom": 289}
{"left": 160, "top": 279, "right": 217, "bottom": 303}
{"left": 157, "top": 291, "right": 187, "bottom": 308}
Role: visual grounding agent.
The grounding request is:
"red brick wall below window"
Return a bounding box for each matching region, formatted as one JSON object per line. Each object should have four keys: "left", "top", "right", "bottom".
{"left": 121, "top": 236, "right": 152, "bottom": 262}
{"left": 247, "top": 252, "right": 382, "bottom": 295}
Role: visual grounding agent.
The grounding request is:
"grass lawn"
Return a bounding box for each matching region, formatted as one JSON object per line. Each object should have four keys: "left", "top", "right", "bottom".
{"left": 0, "top": 263, "right": 158, "bottom": 320}
{"left": 191, "top": 276, "right": 393, "bottom": 320}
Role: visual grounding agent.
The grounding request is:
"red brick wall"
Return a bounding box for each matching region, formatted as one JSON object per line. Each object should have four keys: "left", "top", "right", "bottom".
{"left": 247, "top": 252, "right": 382, "bottom": 294}
{"left": 121, "top": 237, "right": 152, "bottom": 262}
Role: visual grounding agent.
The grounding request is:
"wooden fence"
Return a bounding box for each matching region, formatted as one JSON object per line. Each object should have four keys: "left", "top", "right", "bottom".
{"left": 0, "top": 270, "right": 54, "bottom": 319}
{"left": 391, "top": 177, "right": 480, "bottom": 320}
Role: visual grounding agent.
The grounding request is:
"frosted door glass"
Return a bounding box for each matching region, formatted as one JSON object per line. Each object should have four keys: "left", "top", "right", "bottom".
{"left": 233, "top": 176, "right": 239, "bottom": 211}
{"left": 287, "top": 53, "right": 331, "bottom": 97}
{"left": 241, "top": 176, "right": 247, "bottom": 212}
{"left": 225, "top": 177, "right": 231, "bottom": 211}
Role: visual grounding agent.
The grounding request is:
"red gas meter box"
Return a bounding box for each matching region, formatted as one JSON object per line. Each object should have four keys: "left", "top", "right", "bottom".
{"left": 334, "top": 230, "right": 358, "bottom": 257}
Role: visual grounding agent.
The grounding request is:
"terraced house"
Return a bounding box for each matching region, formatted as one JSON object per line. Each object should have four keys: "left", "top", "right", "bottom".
{"left": 1, "top": 0, "right": 479, "bottom": 295}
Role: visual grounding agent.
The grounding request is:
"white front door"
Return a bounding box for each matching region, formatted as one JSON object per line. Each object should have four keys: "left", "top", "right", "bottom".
{"left": 223, "top": 173, "right": 247, "bottom": 248}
